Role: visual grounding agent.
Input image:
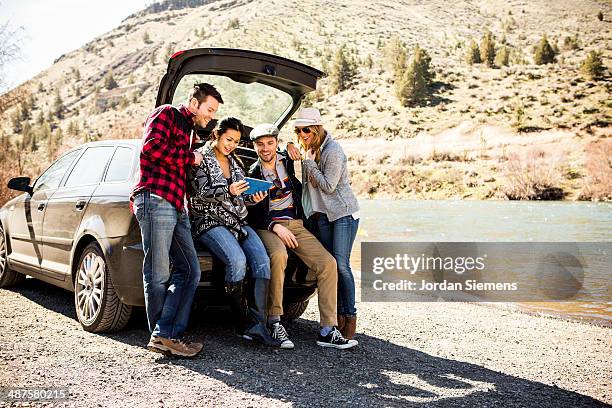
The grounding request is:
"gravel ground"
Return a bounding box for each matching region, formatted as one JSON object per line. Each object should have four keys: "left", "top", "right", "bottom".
{"left": 0, "top": 278, "right": 610, "bottom": 407}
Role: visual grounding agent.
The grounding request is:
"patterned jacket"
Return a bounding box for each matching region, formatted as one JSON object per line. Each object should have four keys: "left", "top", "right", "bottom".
{"left": 188, "top": 144, "right": 249, "bottom": 240}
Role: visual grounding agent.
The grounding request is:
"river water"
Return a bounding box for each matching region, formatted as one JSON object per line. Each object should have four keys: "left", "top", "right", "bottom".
{"left": 352, "top": 200, "right": 611, "bottom": 325}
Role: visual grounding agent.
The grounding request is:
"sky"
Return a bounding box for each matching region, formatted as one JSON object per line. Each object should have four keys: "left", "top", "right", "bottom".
{"left": 1, "top": 0, "right": 151, "bottom": 91}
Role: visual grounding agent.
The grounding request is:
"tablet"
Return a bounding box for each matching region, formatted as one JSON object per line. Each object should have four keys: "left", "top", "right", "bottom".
{"left": 243, "top": 177, "right": 273, "bottom": 195}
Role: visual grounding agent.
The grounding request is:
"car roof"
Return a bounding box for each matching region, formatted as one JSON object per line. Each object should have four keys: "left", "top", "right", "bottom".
{"left": 66, "top": 139, "right": 141, "bottom": 151}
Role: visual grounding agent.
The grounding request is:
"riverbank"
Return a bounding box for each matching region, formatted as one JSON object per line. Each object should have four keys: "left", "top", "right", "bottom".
{"left": 0, "top": 279, "right": 610, "bottom": 407}
{"left": 338, "top": 123, "right": 611, "bottom": 201}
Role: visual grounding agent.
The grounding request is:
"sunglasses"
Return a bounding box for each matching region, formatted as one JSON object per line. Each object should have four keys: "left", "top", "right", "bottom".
{"left": 294, "top": 127, "right": 312, "bottom": 135}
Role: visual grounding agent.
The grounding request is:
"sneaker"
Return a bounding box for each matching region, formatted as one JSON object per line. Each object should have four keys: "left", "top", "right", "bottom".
{"left": 316, "top": 327, "right": 358, "bottom": 350}
{"left": 147, "top": 335, "right": 201, "bottom": 357}
{"left": 271, "top": 322, "right": 295, "bottom": 349}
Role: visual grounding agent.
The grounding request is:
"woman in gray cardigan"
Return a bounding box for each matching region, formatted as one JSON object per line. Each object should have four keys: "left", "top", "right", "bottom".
{"left": 287, "top": 108, "right": 360, "bottom": 340}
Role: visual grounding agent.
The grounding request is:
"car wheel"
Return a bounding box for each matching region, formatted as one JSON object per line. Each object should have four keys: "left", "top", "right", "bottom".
{"left": 74, "top": 242, "right": 131, "bottom": 332}
{"left": 0, "top": 224, "right": 26, "bottom": 288}
{"left": 282, "top": 300, "right": 310, "bottom": 321}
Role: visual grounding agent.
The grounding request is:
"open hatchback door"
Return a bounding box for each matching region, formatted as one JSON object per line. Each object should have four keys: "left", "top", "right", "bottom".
{"left": 155, "top": 48, "right": 325, "bottom": 145}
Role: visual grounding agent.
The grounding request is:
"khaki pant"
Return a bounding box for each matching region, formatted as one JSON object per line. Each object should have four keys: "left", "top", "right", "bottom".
{"left": 257, "top": 219, "right": 337, "bottom": 327}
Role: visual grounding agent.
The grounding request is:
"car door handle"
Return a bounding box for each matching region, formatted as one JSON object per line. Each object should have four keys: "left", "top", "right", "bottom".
{"left": 37, "top": 203, "right": 45, "bottom": 212}
{"left": 75, "top": 200, "right": 87, "bottom": 211}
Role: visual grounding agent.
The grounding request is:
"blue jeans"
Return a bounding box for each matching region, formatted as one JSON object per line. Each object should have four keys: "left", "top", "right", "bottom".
{"left": 198, "top": 225, "right": 270, "bottom": 282}
{"left": 316, "top": 213, "right": 359, "bottom": 315}
{"left": 134, "top": 191, "right": 201, "bottom": 339}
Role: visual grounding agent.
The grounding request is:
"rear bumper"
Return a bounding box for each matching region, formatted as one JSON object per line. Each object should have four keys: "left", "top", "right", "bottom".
{"left": 109, "top": 240, "right": 317, "bottom": 307}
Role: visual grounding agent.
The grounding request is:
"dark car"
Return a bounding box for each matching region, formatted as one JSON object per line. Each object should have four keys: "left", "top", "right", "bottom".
{"left": 0, "top": 48, "right": 324, "bottom": 332}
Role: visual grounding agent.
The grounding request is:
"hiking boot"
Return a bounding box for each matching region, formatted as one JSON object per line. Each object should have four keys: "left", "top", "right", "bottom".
{"left": 316, "top": 327, "right": 358, "bottom": 350}
{"left": 271, "top": 322, "right": 295, "bottom": 349}
{"left": 337, "top": 314, "right": 346, "bottom": 332}
{"left": 147, "top": 335, "right": 201, "bottom": 357}
{"left": 341, "top": 315, "right": 357, "bottom": 340}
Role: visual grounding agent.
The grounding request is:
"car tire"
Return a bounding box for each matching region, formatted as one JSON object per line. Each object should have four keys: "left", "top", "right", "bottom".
{"left": 282, "top": 300, "right": 310, "bottom": 321}
{"left": 0, "top": 224, "right": 26, "bottom": 288}
{"left": 74, "top": 242, "right": 131, "bottom": 333}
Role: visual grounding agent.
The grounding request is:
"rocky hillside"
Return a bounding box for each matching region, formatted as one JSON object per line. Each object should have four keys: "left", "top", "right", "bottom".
{"left": 0, "top": 0, "right": 610, "bottom": 203}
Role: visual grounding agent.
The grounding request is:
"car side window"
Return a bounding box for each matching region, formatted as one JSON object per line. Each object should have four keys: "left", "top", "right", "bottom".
{"left": 64, "top": 147, "right": 115, "bottom": 188}
{"left": 33, "top": 150, "right": 81, "bottom": 192}
{"left": 104, "top": 147, "right": 134, "bottom": 182}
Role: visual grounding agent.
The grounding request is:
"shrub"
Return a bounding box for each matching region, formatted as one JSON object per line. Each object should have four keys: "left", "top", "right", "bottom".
{"left": 328, "top": 45, "right": 357, "bottom": 94}
{"left": 502, "top": 150, "right": 564, "bottom": 200}
{"left": 480, "top": 30, "right": 496, "bottom": 67}
{"left": 104, "top": 70, "right": 118, "bottom": 90}
{"left": 580, "top": 51, "right": 605, "bottom": 80}
{"left": 227, "top": 18, "right": 240, "bottom": 30}
{"left": 466, "top": 39, "right": 481, "bottom": 65}
{"left": 597, "top": 11, "right": 603, "bottom": 21}
{"left": 563, "top": 35, "right": 580, "bottom": 51}
{"left": 533, "top": 34, "right": 556, "bottom": 65}
{"left": 383, "top": 34, "right": 408, "bottom": 75}
{"left": 579, "top": 139, "right": 611, "bottom": 201}
{"left": 495, "top": 46, "right": 510, "bottom": 67}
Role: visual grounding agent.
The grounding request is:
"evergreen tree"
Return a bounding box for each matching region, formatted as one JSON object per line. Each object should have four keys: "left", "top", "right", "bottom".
{"left": 533, "top": 34, "right": 556, "bottom": 65}
{"left": 597, "top": 11, "right": 603, "bottom": 21}
{"left": 495, "top": 46, "right": 510, "bottom": 67}
{"left": 384, "top": 35, "right": 407, "bottom": 75}
{"left": 21, "top": 122, "right": 32, "bottom": 148}
{"left": 396, "top": 63, "right": 427, "bottom": 107}
{"left": 104, "top": 70, "right": 118, "bottom": 90}
{"left": 329, "top": 45, "right": 357, "bottom": 94}
{"left": 466, "top": 39, "right": 481, "bottom": 65}
{"left": 480, "top": 30, "right": 496, "bottom": 67}
{"left": 395, "top": 45, "right": 434, "bottom": 107}
{"left": 580, "top": 51, "right": 605, "bottom": 80}
{"left": 52, "top": 90, "right": 64, "bottom": 119}
{"left": 30, "top": 134, "right": 38, "bottom": 152}
{"left": 10, "top": 109, "right": 22, "bottom": 134}
{"left": 19, "top": 102, "right": 30, "bottom": 121}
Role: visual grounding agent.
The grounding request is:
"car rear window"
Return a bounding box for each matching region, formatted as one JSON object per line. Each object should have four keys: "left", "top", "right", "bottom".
{"left": 171, "top": 74, "right": 293, "bottom": 127}
{"left": 104, "top": 147, "right": 134, "bottom": 182}
{"left": 64, "top": 147, "right": 115, "bottom": 187}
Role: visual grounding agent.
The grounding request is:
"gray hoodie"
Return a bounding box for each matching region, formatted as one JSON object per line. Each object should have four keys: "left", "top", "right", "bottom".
{"left": 302, "top": 133, "right": 359, "bottom": 222}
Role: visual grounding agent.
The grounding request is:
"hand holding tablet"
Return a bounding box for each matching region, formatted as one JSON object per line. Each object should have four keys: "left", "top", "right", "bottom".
{"left": 242, "top": 177, "right": 273, "bottom": 195}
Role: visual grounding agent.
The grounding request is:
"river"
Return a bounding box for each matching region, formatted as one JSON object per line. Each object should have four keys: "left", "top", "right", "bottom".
{"left": 352, "top": 199, "right": 611, "bottom": 325}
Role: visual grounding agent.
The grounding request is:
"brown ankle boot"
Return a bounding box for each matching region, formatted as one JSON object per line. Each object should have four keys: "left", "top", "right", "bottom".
{"left": 341, "top": 315, "right": 356, "bottom": 340}
{"left": 337, "top": 314, "right": 346, "bottom": 332}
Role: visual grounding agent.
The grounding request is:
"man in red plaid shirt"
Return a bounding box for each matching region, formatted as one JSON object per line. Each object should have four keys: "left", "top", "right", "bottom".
{"left": 131, "top": 83, "right": 223, "bottom": 357}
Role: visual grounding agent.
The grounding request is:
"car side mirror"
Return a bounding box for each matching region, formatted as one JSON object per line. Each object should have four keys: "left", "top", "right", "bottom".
{"left": 7, "top": 177, "right": 33, "bottom": 195}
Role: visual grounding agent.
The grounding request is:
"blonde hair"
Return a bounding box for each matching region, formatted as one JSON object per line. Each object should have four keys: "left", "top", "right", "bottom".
{"left": 297, "top": 125, "right": 326, "bottom": 162}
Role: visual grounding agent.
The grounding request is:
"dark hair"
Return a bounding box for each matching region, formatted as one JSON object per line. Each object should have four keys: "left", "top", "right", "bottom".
{"left": 189, "top": 82, "right": 224, "bottom": 105}
{"left": 212, "top": 117, "right": 244, "bottom": 168}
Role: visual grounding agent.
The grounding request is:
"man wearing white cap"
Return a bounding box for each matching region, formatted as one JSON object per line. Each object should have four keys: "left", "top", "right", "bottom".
{"left": 246, "top": 123, "right": 358, "bottom": 350}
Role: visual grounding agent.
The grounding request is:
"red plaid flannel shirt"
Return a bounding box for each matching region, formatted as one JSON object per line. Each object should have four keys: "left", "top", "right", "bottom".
{"left": 131, "top": 104, "right": 196, "bottom": 212}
